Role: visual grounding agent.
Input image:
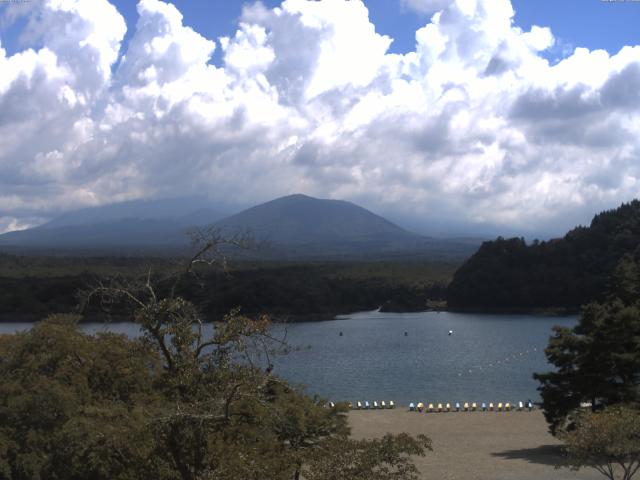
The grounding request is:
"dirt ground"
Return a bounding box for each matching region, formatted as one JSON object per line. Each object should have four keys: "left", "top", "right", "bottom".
{"left": 348, "top": 409, "right": 602, "bottom": 480}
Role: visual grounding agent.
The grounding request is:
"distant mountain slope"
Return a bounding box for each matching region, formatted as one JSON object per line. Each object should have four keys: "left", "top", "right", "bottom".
{"left": 42, "top": 197, "right": 224, "bottom": 229}
{"left": 0, "top": 219, "right": 190, "bottom": 249}
{"left": 0, "top": 197, "right": 225, "bottom": 251}
{"left": 447, "top": 200, "right": 640, "bottom": 311}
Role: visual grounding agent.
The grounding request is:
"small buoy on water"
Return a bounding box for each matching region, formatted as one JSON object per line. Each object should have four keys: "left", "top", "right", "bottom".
{"left": 404, "top": 331, "right": 408, "bottom": 336}
{"left": 448, "top": 330, "right": 453, "bottom": 336}
{"left": 339, "top": 332, "right": 343, "bottom": 336}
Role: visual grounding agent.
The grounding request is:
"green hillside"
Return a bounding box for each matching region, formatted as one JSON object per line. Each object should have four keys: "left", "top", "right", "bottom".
{"left": 447, "top": 200, "right": 640, "bottom": 311}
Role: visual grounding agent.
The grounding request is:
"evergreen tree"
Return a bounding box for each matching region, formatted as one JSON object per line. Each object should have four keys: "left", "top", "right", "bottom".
{"left": 534, "top": 250, "right": 640, "bottom": 434}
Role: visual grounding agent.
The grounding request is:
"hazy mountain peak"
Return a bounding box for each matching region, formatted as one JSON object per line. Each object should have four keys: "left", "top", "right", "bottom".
{"left": 213, "top": 194, "right": 413, "bottom": 245}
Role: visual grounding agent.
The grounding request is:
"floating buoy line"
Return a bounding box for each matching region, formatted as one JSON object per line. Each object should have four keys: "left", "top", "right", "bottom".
{"left": 336, "top": 330, "right": 543, "bottom": 378}
{"left": 455, "top": 347, "right": 541, "bottom": 377}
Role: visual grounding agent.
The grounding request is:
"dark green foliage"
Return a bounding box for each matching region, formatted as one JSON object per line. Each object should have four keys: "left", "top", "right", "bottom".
{"left": 0, "top": 276, "right": 90, "bottom": 320}
{"left": 534, "top": 250, "right": 640, "bottom": 435}
{"left": 0, "top": 314, "right": 163, "bottom": 480}
{"left": 184, "top": 266, "right": 448, "bottom": 321}
{"left": 0, "top": 259, "right": 454, "bottom": 322}
{"left": 448, "top": 200, "right": 640, "bottom": 311}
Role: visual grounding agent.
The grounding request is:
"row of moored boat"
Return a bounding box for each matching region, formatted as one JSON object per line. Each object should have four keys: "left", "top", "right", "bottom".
{"left": 409, "top": 401, "right": 533, "bottom": 412}
{"left": 333, "top": 401, "right": 396, "bottom": 409}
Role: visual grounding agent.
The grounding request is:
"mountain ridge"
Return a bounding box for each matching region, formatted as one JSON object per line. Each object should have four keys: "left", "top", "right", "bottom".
{"left": 0, "top": 194, "right": 479, "bottom": 259}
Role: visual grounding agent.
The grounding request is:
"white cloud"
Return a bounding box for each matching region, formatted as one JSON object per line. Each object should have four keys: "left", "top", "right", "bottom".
{"left": 0, "top": 0, "right": 639, "bottom": 236}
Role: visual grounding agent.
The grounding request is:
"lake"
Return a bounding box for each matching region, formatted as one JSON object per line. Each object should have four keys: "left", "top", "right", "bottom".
{"left": 0, "top": 310, "right": 576, "bottom": 407}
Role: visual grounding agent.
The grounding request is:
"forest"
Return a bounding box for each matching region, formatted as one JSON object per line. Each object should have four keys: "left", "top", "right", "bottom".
{"left": 447, "top": 200, "right": 640, "bottom": 312}
{"left": 0, "top": 255, "right": 454, "bottom": 322}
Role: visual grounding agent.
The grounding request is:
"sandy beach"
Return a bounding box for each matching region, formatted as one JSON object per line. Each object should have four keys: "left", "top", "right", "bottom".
{"left": 348, "top": 409, "right": 601, "bottom": 480}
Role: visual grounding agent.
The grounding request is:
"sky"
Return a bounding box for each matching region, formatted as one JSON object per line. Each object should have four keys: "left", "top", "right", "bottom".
{"left": 0, "top": 0, "right": 639, "bottom": 237}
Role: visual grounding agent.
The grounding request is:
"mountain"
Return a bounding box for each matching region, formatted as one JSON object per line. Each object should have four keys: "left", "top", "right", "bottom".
{"left": 213, "top": 194, "right": 476, "bottom": 258}
{"left": 447, "top": 200, "right": 640, "bottom": 311}
{"left": 0, "top": 194, "right": 479, "bottom": 259}
{"left": 0, "top": 197, "right": 226, "bottom": 252}
{"left": 215, "top": 194, "right": 413, "bottom": 244}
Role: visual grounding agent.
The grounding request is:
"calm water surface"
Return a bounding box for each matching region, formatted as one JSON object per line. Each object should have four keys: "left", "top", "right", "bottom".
{"left": 0, "top": 311, "right": 576, "bottom": 406}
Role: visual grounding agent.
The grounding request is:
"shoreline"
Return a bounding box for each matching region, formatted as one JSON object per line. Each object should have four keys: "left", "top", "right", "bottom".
{"left": 0, "top": 305, "right": 580, "bottom": 324}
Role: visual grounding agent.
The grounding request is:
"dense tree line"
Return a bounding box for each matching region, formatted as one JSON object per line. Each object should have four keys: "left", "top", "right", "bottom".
{"left": 0, "top": 263, "right": 449, "bottom": 322}
{"left": 179, "top": 266, "right": 447, "bottom": 321}
{"left": 448, "top": 200, "right": 640, "bottom": 311}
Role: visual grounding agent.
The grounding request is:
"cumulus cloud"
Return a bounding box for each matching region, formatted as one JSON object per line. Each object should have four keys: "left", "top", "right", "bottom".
{"left": 0, "top": 0, "right": 639, "bottom": 235}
